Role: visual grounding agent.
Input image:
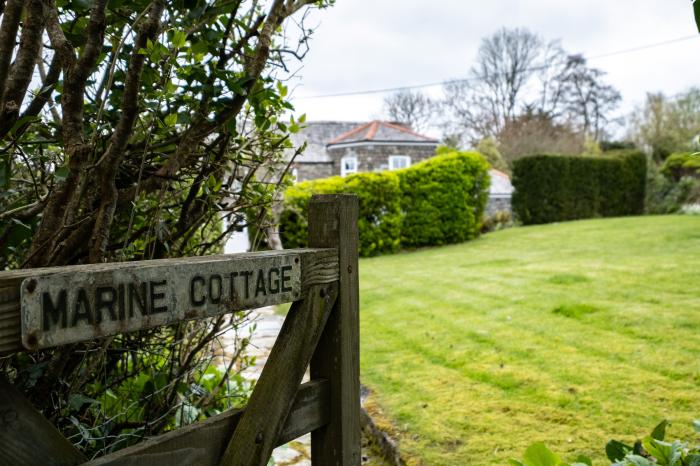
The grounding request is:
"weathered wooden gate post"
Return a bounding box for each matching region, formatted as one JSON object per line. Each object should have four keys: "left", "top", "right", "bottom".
{"left": 308, "top": 194, "right": 361, "bottom": 465}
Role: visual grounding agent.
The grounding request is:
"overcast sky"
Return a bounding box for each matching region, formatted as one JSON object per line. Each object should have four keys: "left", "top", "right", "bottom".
{"left": 283, "top": 1, "right": 700, "bottom": 137}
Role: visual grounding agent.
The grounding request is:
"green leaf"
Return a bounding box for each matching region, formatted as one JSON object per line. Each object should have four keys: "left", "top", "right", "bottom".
{"left": 164, "top": 113, "right": 177, "bottom": 127}
{"left": 624, "top": 455, "right": 655, "bottom": 466}
{"left": 687, "top": 455, "right": 700, "bottom": 466}
{"left": 693, "top": 419, "right": 700, "bottom": 433}
{"left": 165, "top": 79, "right": 178, "bottom": 94}
{"left": 651, "top": 420, "right": 669, "bottom": 441}
{"left": 642, "top": 438, "right": 683, "bottom": 466}
{"left": 68, "top": 393, "right": 97, "bottom": 412}
{"left": 171, "top": 30, "right": 187, "bottom": 48}
{"left": 276, "top": 81, "right": 288, "bottom": 97}
{"left": 9, "top": 115, "right": 39, "bottom": 135}
{"left": 606, "top": 440, "right": 632, "bottom": 462}
{"left": 694, "top": 0, "right": 700, "bottom": 33}
{"left": 54, "top": 165, "right": 69, "bottom": 182}
{"left": 191, "top": 40, "right": 208, "bottom": 56}
{"left": 523, "top": 442, "right": 561, "bottom": 466}
{"left": 573, "top": 456, "right": 592, "bottom": 466}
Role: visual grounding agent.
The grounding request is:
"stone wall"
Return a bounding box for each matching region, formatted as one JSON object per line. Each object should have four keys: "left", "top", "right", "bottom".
{"left": 485, "top": 195, "right": 512, "bottom": 216}
{"left": 293, "top": 162, "right": 334, "bottom": 182}
{"left": 327, "top": 143, "right": 437, "bottom": 175}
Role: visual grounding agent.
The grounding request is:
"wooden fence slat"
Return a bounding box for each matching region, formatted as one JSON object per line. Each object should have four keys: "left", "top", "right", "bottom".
{"left": 217, "top": 282, "right": 339, "bottom": 466}
{"left": 309, "top": 194, "right": 361, "bottom": 466}
{"left": 0, "top": 248, "right": 338, "bottom": 354}
{"left": 0, "top": 376, "right": 86, "bottom": 466}
{"left": 84, "top": 379, "right": 330, "bottom": 466}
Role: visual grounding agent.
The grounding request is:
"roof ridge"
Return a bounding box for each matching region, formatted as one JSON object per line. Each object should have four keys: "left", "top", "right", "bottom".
{"left": 365, "top": 121, "right": 380, "bottom": 140}
{"left": 327, "top": 120, "right": 439, "bottom": 145}
{"left": 382, "top": 121, "right": 436, "bottom": 141}
{"left": 328, "top": 122, "right": 373, "bottom": 145}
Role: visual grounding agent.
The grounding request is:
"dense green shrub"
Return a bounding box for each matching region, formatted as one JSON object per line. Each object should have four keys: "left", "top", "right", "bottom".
{"left": 512, "top": 420, "right": 700, "bottom": 466}
{"left": 279, "top": 150, "right": 490, "bottom": 255}
{"left": 398, "top": 150, "right": 490, "bottom": 248}
{"left": 645, "top": 155, "right": 700, "bottom": 214}
{"left": 660, "top": 152, "right": 700, "bottom": 180}
{"left": 279, "top": 172, "right": 402, "bottom": 256}
{"left": 512, "top": 151, "right": 647, "bottom": 225}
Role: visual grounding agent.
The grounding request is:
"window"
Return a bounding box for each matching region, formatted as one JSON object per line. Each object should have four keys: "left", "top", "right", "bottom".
{"left": 389, "top": 155, "right": 411, "bottom": 170}
{"left": 340, "top": 156, "right": 358, "bottom": 177}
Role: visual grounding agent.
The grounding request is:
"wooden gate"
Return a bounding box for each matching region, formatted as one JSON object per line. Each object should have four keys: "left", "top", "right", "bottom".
{"left": 0, "top": 194, "right": 360, "bottom": 466}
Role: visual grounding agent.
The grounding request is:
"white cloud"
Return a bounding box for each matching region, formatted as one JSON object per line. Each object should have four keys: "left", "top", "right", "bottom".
{"left": 286, "top": 0, "right": 700, "bottom": 132}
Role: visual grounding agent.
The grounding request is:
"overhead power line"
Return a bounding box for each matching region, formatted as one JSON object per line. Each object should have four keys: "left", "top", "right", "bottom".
{"left": 296, "top": 34, "right": 700, "bottom": 100}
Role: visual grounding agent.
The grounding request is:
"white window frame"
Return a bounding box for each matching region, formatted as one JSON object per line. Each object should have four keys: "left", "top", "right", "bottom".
{"left": 340, "top": 156, "right": 358, "bottom": 177}
{"left": 389, "top": 155, "right": 411, "bottom": 170}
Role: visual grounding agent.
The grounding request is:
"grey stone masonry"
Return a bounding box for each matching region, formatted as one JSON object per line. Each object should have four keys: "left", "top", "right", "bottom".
{"left": 294, "top": 162, "right": 334, "bottom": 182}
{"left": 486, "top": 196, "right": 512, "bottom": 216}
{"left": 326, "top": 143, "right": 437, "bottom": 174}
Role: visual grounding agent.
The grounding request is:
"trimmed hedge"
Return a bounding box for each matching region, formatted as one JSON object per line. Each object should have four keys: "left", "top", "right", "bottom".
{"left": 279, "top": 150, "right": 490, "bottom": 256}
{"left": 280, "top": 171, "right": 402, "bottom": 257}
{"left": 398, "top": 150, "right": 490, "bottom": 248}
{"left": 512, "top": 150, "right": 647, "bottom": 225}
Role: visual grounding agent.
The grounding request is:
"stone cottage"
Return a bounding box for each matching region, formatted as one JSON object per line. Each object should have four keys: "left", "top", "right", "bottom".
{"left": 289, "top": 120, "right": 440, "bottom": 181}
{"left": 286, "top": 120, "right": 513, "bottom": 216}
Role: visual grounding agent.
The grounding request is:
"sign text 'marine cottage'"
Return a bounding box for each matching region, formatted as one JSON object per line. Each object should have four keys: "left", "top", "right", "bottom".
{"left": 20, "top": 252, "right": 301, "bottom": 349}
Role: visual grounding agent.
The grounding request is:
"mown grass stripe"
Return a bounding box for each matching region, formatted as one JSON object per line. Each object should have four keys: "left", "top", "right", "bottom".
{"left": 360, "top": 215, "right": 700, "bottom": 465}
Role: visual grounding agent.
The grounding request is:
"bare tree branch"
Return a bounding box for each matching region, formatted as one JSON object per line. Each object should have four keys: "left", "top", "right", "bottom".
{"left": 44, "top": 0, "right": 76, "bottom": 69}
{"left": 89, "top": 0, "right": 165, "bottom": 262}
{"left": 0, "top": 0, "right": 23, "bottom": 97}
{"left": 1, "top": 0, "right": 45, "bottom": 121}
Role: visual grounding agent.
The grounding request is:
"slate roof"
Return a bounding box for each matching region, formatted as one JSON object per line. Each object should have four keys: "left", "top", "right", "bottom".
{"left": 289, "top": 121, "right": 363, "bottom": 163}
{"left": 328, "top": 120, "right": 439, "bottom": 146}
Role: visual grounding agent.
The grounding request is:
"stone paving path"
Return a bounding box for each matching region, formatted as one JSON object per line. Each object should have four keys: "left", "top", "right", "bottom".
{"left": 238, "top": 306, "right": 312, "bottom": 466}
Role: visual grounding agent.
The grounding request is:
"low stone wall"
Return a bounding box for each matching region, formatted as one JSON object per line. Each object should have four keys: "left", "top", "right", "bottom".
{"left": 486, "top": 195, "right": 512, "bottom": 216}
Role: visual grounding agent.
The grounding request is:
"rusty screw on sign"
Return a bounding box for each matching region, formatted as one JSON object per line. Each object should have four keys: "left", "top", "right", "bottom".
{"left": 26, "top": 278, "right": 37, "bottom": 293}
{"left": 25, "top": 332, "right": 38, "bottom": 350}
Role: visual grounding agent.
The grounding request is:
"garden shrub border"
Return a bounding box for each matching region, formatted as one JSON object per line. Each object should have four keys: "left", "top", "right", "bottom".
{"left": 279, "top": 150, "right": 490, "bottom": 256}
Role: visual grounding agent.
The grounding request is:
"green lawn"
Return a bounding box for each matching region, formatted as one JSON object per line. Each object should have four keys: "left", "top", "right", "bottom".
{"left": 359, "top": 215, "right": 700, "bottom": 465}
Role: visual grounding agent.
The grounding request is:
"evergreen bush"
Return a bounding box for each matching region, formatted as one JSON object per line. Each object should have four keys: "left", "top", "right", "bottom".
{"left": 280, "top": 172, "right": 402, "bottom": 256}
{"left": 512, "top": 151, "right": 647, "bottom": 225}
{"left": 279, "top": 150, "right": 490, "bottom": 255}
{"left": 398, "top": 150, "right": 490, "bottom": 248}
{"left": 661, "top": 152, "right": 700, "bottom": 180}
